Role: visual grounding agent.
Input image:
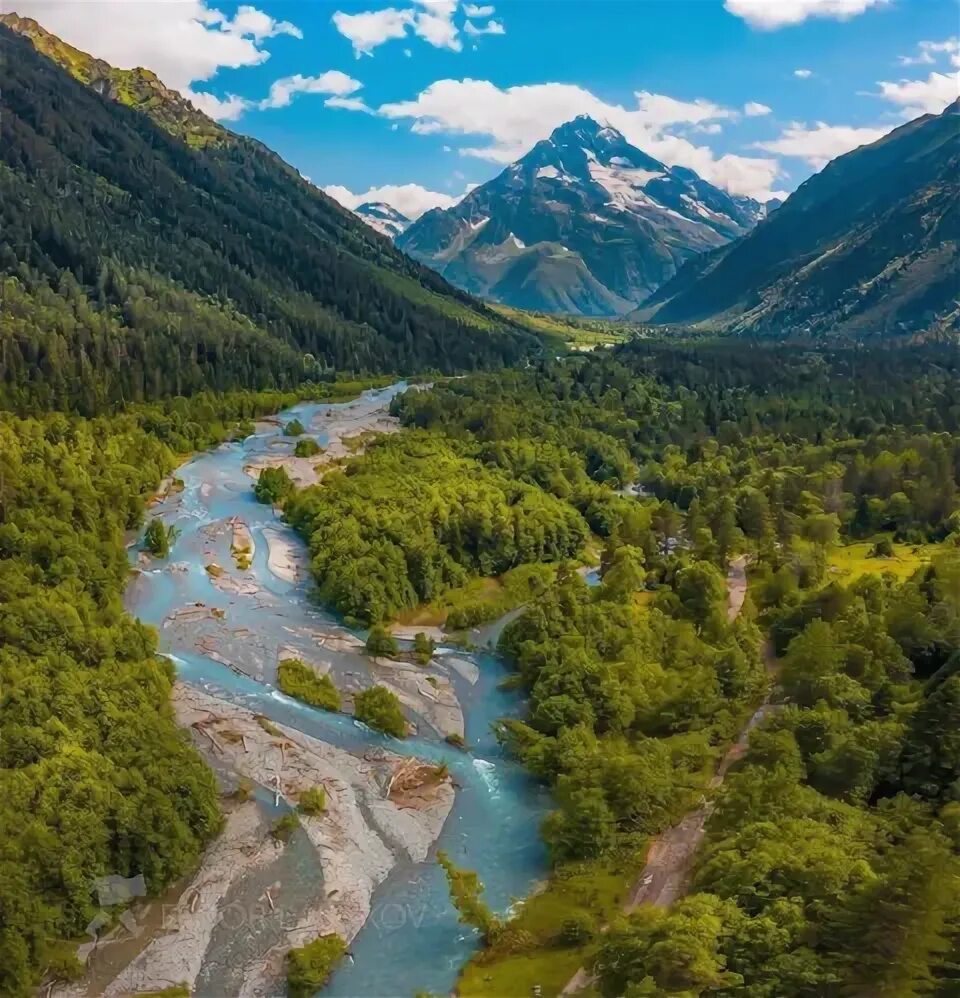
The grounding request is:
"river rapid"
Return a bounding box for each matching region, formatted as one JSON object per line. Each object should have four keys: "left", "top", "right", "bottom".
{"left": 123, "top": 384, "right": 550, "bottom": 996}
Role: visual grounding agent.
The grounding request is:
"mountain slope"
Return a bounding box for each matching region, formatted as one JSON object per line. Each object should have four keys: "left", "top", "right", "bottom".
{"left": 639, "top": 99, "right": 960, "bottom": 338}
{"left": 354, "top": 201, "right": 411, "bottom": 239}
{"left": 398, "top": 116, "right": 761, "bottom": 316}
{"left": 0, "top": 16, "right": 537, "bottom": 413}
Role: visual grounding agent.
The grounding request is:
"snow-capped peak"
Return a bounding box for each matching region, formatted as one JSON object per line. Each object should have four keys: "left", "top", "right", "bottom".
{"left": 354, "top": 201, "right": 411, "bottom": 239}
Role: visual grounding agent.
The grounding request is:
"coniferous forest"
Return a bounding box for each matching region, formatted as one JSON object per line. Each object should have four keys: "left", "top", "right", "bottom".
{"left": 0, "top": 21, "right": 538, "bottom": 415}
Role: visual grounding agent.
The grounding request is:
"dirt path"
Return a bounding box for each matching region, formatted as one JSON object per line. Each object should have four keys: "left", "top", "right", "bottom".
{"left": 561, "top": 557, "right": 773, "bottom": 996}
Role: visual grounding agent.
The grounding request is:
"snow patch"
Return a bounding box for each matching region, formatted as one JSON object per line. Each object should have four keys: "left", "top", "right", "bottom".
{"left": 536, "top": 165, "right": 561, "bottom": 180}
{"left": 587, "top": 160, "right": 665, "bottom": 206}
{"left": 468, "top": 216, "right": 489, "bottom": 231}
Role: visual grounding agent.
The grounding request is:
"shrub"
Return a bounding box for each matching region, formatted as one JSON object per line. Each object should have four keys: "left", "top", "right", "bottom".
{"left": 277, "top": 659, "right": 341, "bottom": 712}
{"left": 558, "top": 911, "right": 596, "bottom": 946}
{"left": 294, "top": 437, "right": 321, "bottom": 458}
{"left": 271, "top": 812, "right": 300, "bottom": 843}
{"left": 366, "top": 625, "right": 399, "bottom": 657}
{"left": 298, "top": 787, "right": 327, "bottom": 816}
{"left": 284, "top": 418, "right": 305, "bottom": 437}
{"left": 354, "top": 685, "right": 408, "bottom": 738}
{"left": 414, "top": 631, "right": 436, "bottom": 665}
{"left": 254, "top": 466, "right": 294, "bottom": 504}
{"left": 871, "top": 538, "right": 895, "bottom": 558}
{"left": 144, "top": 518, "right": 179, "bottom": 557}
{"left": 286, "top": 934, "right": 347, "bottom": 998}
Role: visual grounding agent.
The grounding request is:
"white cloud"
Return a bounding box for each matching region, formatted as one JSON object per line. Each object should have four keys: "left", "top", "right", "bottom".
{"left": 794, "top": 68, "right": 814, "bottom": 78}
{"left": 463, "top": 3, "right": 495, "bottom": 15}
{"left": 875, "top": 71, "right": 959, "bottom": 116}
{"left": 696, "top": 123, "right": 724, "bottom": 134}
{"left": 898, "top": 38, "right": 960, "bottom": 68}
{"left": 465, "top": 18, "right": 505, "bottom": 36}
{"left": 377, "top": 79, "right": 782, "bottom": 198}
{"left": 332, "top": 0, "right": 462, "bottom": 57}
{"left": 756, "top": 120, "right": 888, "bottom": 167}
{"left": 725, "top": 0, "right": 885, "bottom": 30}
{"left": 228, "top": 5, "right": 302, "bottom": 42}
{"left": 332, "top": 7, "right": 413, "bottom": 57}
{"left": 11, "top": 0, "right": 301, "bottom": 91}
{"left": 744, "top": 101, "right": 773, "bottom": 116}
{"left": 187, "top": 90, "right": 252, "bottom": 122}
{"left": 325, "top": 95, "right": 374, "bottom": 112}
{"left": 324, "top": 181, "right": 469, "bottom": 218}
{"left": 259, "top": 71, "right": 363, "bottom": 110}
{"left": 412, "top": 0, "right": 462, "bottom": 51}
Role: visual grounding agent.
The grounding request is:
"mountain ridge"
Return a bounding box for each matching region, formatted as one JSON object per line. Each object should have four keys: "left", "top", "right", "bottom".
{"left": 637, "top": 98, "right": 960, "bottom": 339}
{"left": 0, "top": 16, "right": 538, "bottom": 412}
{"left": 397, "top": 115, "right": 762, "bottom": 316}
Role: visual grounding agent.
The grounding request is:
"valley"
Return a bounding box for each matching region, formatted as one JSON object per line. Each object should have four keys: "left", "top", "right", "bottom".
{"left": 0, "top": 6, "right": 958, "bottom": 998}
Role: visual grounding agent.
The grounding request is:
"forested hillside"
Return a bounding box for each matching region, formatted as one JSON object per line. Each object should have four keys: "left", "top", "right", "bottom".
{"left": 290, "top": 342, "right": 960, "bottom": 994}
{"left": 0, "top": 18, "right": 538, "bottom": 414}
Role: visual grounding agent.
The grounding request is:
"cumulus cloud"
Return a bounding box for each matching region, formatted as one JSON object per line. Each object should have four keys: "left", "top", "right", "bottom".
{"left": 377, "top": 79, "right": 782, "bottom": 198}
{"left": 465, "top": 18, "right": 505, "bottom": 36}
{"left": 756, "top": 120, "right": 888, "bottom": 167}
{"left": 187, "top": 91, "right": 253, "bottom": 122}
{"left": 325, "top": 95, "right": 374, "bottom": 112}
{"left": 875, "top": 71, "right": 959, "bottom": 116}
{"left": 744, "top": 101, "right": 773, "bottom": 116}
{"left": 332, "top": 7, "right": 413, "bottom": 57}
{"left": 324, "top": 181, "right": 469, "bottom": 218}
{"left": 412, "top": 0, "right": 461, "bottom": 51}
{"left": 259, "top": 71, "right": 362, "bottom": 110}
{"left": 332, "top": 0, "right": 500, "bottom": 56}
{"left": 898, "top": 38, "right": 960, "bottom": 68}
{"left": 11, "top": 0, "right": 301, "bottom": 90}
{"left": 794, "top": 68, "right": 814, "bottom": 79}
{"left": 725, "top": 0, "right": 886, "bottom": 30}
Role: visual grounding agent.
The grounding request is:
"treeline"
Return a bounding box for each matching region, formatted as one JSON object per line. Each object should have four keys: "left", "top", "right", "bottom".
{"left": 395, "top": 342, "right": 960, "bottom": 575}
{"left": 0, "top": 387, "right": 326, "bottom": 995}
{"left": 0, "top": 24, "right": 537, "bottom": 414}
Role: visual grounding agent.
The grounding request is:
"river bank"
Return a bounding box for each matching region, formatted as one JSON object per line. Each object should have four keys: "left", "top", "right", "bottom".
{"left": 99, "top": 384, "right": 550, "bottom": 996}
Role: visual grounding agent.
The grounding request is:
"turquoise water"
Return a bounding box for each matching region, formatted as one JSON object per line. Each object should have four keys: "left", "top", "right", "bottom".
{"left": 125, "top": 385, "right": 550, "bottom": 996}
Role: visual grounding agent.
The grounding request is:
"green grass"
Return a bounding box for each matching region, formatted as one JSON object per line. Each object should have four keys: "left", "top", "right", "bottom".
{"left": 827, "top": 539, "right": 940, "bottom": 585}
{"left": 458, "top": 848, "right": 646, "bottom": 997}
{"left": 395, "top": 564, "right": 558, "bottom": 629}
{"left": 490, "top": 304, "right": 638, "bottom": 349}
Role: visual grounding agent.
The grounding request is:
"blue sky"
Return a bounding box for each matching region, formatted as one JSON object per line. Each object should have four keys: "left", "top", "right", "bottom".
{"left": 15, "top": 0, "right": 959, "bottom": 214}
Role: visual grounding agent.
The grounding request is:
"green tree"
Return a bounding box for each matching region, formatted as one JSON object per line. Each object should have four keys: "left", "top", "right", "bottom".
{"left": 354, "top": 686, "right": 408, "bottom": 737}
{"left": 437, "top": 850, "right": 502, "bottom": 945}
{"left": 286, "top": 934, "right": 347, "bottom": 998}
{"left": 365, "top": 625, "right": 399, "bottom": 658}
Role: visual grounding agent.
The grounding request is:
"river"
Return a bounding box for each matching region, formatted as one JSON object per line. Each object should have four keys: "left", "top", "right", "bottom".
{"left": 123, "top": 384, "right": 551, "bottom": 996}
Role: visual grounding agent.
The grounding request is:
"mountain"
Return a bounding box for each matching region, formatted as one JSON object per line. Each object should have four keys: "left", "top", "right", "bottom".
{"left": 638, "top": 99, "right": 960, "bottom": 338}
{"left": 0, "top": 15, "right": 538, "bottom": 413}
{"left": 397, "top": 115, "right": 762, "bottom": 316}
{"left": 355, "top": 201, "right": 411, "bottom": 239}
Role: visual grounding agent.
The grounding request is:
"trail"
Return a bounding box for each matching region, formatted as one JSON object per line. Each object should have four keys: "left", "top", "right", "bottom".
{"left": 561, "top": 555, "right": 775, "bottom": 996}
